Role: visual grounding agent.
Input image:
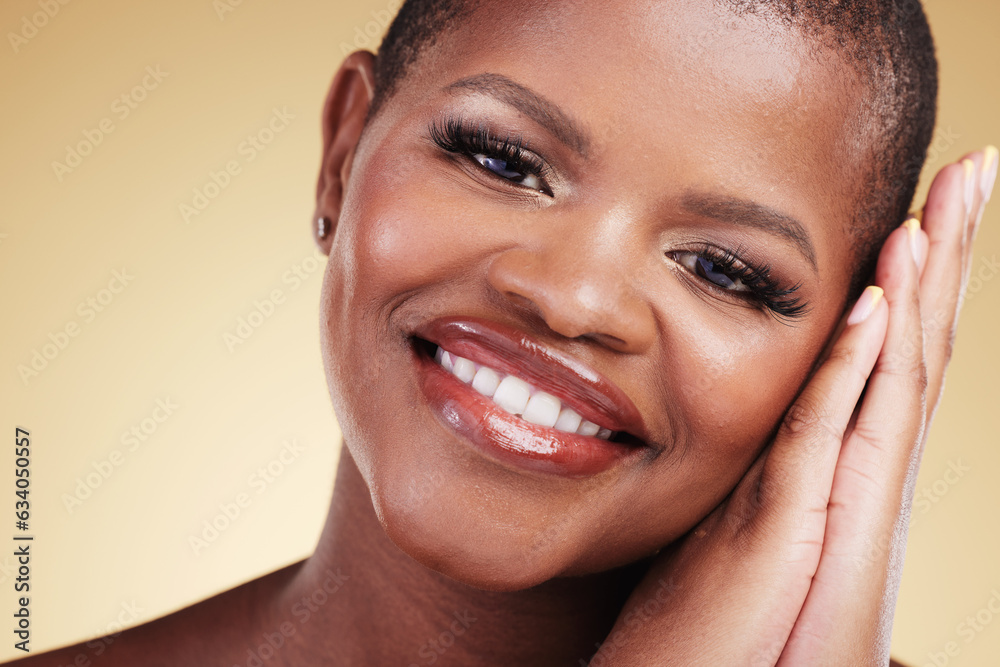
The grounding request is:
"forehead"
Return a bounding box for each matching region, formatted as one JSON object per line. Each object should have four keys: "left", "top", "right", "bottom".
{"left": 386, "top": 0, "right": 867, "bottom": 278}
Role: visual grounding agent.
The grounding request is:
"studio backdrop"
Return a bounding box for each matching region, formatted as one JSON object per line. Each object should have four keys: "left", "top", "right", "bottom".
{"left": 1, "top": 1, "right": 998, "bottom": 665}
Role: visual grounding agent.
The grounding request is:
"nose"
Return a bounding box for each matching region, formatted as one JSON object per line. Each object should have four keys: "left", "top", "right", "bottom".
{"left": 486, "top": 209, "right": 657, "bottom": 354}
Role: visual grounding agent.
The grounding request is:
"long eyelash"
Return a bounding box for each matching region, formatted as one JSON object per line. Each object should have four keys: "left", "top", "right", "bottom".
{"left": 428, "top": 117, "right": 803, "bottom": 319}
{"left": 690, "top": 244, "right": 809, "bottom": 320}
{"left": 428, "top": 115, "right": 552, "bottom": 188}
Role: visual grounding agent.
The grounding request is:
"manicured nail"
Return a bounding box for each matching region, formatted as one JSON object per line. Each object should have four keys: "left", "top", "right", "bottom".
{"left": 963, "top": 159, "right": 976, "bottom": 217}
{"left": 903, "top": 217, "right": 921, "bottom": 264}
{"left": 982, "top": 145, "right": 999, "bottom": 203}
{"left": 848, "top": 286, "right": 884, "bottom": 325}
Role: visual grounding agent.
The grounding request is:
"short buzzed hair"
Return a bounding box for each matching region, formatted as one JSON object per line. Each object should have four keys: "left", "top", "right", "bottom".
{"left": 366, "top": 0, "right": 481, "bottom": 125}
{"left": 364, "top": 0, "right": 938, "bottom": 299}
{"left": 722, "top": 0, "right": 938, "bottom": 297}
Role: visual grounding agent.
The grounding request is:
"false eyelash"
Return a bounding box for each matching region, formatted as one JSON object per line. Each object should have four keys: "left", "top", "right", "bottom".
{"left": 428, "top": 115, "right": 553, "bottom": 194}
{"left": 428, "top": 116, "right": 805, "bottom": 319}
{"left": 685, "top": 244, "right": 809, "bottom": 320}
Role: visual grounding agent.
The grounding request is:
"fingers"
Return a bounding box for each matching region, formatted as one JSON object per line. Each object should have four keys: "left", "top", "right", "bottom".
{"left": 918, "top": 148, "right": 997, "bottom": 425}
{"left": 981, "top": 145, "right": 999, "bottom": 217}
{"left": 757, "top": 283, "right": 888, "bottom": 529}
{"left": 838, "top": 223, "right": 926, "bottom": 512}
{"left": 608, "top": 287, "right": 888, "bottom": 666}
{"left": 775, "top": 222, "right": 926, "bottom": 664}
{"left": 958, "top": 154, "right": 982, "bottom": 296}
{"left": 919, "top": 161, "right": 967, "bottom": 339}
{"left": 964, "top": 149, "right": 999, "bottom": 289}
{"left": 780, "top": 151, "right": 997, "bottom": 663}
{"left": 963, "top": 145, "right": 998, "bottom": 240}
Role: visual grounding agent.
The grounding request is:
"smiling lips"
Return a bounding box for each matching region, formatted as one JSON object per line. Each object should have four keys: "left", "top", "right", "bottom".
{"left": 411, "top": 316, "right": 651, "bottom": 478}
{"left": 435, "top": 345, "right": 616, "bottom": 439}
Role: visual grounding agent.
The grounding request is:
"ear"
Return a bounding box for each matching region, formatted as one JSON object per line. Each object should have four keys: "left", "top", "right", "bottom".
{"left": 314, "top": 49, "right": 377, "bottom": 255}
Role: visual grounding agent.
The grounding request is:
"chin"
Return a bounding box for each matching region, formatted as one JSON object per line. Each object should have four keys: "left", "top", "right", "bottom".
{"left": 370, "top": 479, "right": 581, "bottom": 593}
{"left": 369, "top": 465, "right": 667, "bottom": 594}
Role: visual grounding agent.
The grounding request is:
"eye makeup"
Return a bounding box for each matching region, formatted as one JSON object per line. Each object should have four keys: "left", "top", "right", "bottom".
{"left": 428, "top": 113, "right": 555, "bottom": 196}
{"left": 424, "top": 112, "right": 810, "bottom": 321}
{"left": 667, "top": 243, "right": 808, "bottom": 321}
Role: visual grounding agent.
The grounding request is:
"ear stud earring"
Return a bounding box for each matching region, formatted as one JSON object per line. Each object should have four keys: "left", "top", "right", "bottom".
{"left": 317, "top": 216, "right": 331, "bottom": 241}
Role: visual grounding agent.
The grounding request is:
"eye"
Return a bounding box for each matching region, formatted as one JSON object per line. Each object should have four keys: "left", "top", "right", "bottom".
{"left": 472, "top": 153, "right": 546, "bottom": 192}
{"left": 666, "top": 246, "right": 810, "bottom": 320}
{"left": 672, "top": 251, "right": 751, "bottom": 292}
{"left": 428, "top": 115, "right": 554, "bottom": 196}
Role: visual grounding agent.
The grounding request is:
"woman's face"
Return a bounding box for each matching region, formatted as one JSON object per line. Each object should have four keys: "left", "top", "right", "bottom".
{"left": 320, "top": 0, "right": 867, "bottom": 589}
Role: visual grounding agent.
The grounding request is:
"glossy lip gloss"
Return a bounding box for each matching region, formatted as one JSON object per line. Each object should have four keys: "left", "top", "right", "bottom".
{"left": 410, "top": 317, "right": 651, "bottom": 478}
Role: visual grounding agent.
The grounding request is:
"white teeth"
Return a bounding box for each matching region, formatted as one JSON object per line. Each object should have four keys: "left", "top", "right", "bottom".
{"left": 553, "top": 407, "right": 582, "bottom": 433}
{"left": 441, "top": 350, "right": 455, "bottom": 372}
{"left": 522, "top": 391, "right": 561, "bottom": 428}
{"left": 492, "top": 375, "right": 532, "bottom": 416}
{"left": 452, "top": 356, "right": 477, "bottom": 384}
{"left": 433, "top": 346, "right": 615, "bottom": 440}
{"left": 471, "top": 365, "right": 501, "bottom": 397}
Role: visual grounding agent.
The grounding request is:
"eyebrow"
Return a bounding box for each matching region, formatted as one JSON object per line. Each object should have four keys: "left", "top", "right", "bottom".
{"left": 681, "top": 193, "right": 818, "bottom": 271}
{"left": 443, "top": 73, "right": 817, "bottom": 271}
{"left": 444, "top": 73, "right": 592, "bottom": 158}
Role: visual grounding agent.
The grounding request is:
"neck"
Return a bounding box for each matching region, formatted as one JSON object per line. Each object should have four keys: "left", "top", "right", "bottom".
{"left": 271, "top": 440, "right": 646, "bottom": 666}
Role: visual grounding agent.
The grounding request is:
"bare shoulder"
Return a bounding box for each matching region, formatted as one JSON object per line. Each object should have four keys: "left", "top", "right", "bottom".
{"left": 5, "top": 562, "right": 301, "bottom": 667}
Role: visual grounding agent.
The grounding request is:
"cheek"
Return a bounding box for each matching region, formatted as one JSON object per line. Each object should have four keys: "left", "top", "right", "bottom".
{"left": 318, "top": 141, "right": 516, "bottom": 546}
{"left": 663, "top": 310, "right": 818, "bottom": 469}
{"left": 585, "top": 311, "right": 822, "bottom": 565}
{"left": 334, "top": 147, "right": 488, "bottom": 308}
{"left": 320, "top": 140, "right": 470, "bottom": 396}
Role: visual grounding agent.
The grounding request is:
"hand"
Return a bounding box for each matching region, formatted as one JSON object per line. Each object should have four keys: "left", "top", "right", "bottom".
{"left": 591, "top": 147, "right": 998, "bottom": 667}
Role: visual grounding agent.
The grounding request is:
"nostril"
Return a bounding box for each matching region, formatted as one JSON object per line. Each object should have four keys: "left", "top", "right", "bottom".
{"left": 587, "top": 332, "right": 628, "bottom": 349}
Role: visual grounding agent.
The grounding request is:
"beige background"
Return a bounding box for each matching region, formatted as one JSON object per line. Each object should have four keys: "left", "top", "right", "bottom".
{"left": 0, "top": 1, "right": 997, "bottom": 665}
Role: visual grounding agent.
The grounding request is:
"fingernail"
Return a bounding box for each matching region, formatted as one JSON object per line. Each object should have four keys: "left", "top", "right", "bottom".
{"left": 982, "top": 145, "right": 999, "bottom": 203}
{"left": 962, "top": 158, "right": 976, "bottom": 217}
{"left": 903, "top": 217, "right": 921, "bottom": 265}
{"left": 848, "top": 286, "right": 884, "bottom": 326}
